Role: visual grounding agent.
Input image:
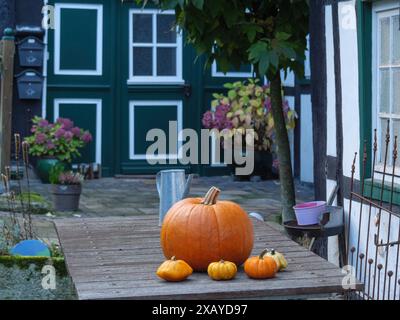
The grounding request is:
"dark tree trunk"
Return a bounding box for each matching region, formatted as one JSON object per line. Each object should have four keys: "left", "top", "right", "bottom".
{"left": 269, "top": 71, "right": 296, "bottom": 223}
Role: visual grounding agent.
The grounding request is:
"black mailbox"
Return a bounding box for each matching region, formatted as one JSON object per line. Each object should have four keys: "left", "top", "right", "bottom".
{"left": 16, "top": 70, "right": 43, "bottom": 100}
{"left": 17, "top": 36, "right": 44, "bottom": 67}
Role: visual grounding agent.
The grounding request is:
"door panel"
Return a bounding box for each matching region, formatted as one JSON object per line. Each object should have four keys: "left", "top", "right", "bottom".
{"left": 119, "top": 3, "right": 197, "bottom": 175}
{"left": 54, "top": 99, "right": 101, "bottom": 164}
{"left": 47, "top": 0, "right": 114, "bottom": 176}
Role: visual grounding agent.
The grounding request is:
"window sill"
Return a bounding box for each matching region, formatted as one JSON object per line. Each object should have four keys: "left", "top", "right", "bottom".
{"left": 363, "top": 179, "right": 400, "bottom": 206}
{"left": 127, "top": 79, "right": 185, "bottom": 86}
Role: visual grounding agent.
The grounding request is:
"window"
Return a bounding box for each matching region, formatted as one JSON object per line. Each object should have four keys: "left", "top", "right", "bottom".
{"left": 211, "top": 62, "right": 254, "bottom": 78}
{"left": 128, "top": 10, "right": 183, "bottom": 84}
{"left": 374, "top": 7, "right": 400, "bottom": 165}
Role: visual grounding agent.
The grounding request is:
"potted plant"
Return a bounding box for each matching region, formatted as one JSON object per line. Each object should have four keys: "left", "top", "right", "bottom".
{"left": 202, "top": 79, "right": 296, "bottom": 180}
{"left": 49, "top": 164, "right": 84, "bottom": 212}
{"left": 25, "top": 117, "right": 92, "bottom": 183}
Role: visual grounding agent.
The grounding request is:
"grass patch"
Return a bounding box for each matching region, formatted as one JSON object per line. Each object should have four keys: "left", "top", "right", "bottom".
{"left": 0, "top": 255, "right": 68, "bottom": 277}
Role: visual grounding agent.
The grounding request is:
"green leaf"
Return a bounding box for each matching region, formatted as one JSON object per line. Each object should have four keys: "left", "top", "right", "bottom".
{"left": 258, "top": 54, "right": 269, "bottom": 76}
{"left": 269, "top": 51, "right": 279, "bottom": 69}
{"left": 276, "top": 32, "right": 291, "bottom": 41}
{"left": 228, "top": 90, "right": 237, "bottom": 100}
{"left": 248, "top": 41, "right": 268, "bottom": 64}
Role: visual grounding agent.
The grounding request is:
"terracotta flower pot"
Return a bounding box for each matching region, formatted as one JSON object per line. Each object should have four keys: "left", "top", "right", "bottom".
{"left": 50, "top": 184, "right": 82, "bottom": 211}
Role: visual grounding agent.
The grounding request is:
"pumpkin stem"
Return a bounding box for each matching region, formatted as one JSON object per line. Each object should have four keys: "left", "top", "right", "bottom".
{"left": 259, "top": 249, "right": 269, "bottom": 259}
{"left": 270, "top": 249, "right": 276, "bottom": 255}
{"left": 202, "top": 187, "right": 221, "bottom": 205}
{"left": 171, "top": 256, "right": 176, "bottom": 261}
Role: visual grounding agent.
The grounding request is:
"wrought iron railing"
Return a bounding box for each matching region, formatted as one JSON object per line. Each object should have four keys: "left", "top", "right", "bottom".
{"left": 347, "top": 121, "right": 400, "bottom": 300}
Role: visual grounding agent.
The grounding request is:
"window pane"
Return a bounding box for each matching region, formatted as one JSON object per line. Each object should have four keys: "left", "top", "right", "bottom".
{"left": 393, "top": 15, "right": 400, "bottom": 65}
{"left": 157, "top": 15, "right": 176, "bottom": 43}
{"left": 394, "top": 68, "right": 400, "bottom": 114}
{"left": 380, "top": 17, "right": 390, "bottom": 65}
{"left": 380, "top": 118, "right": 390, "bottom": 162}
{"left": 133, "top": 47, "right": 152, "bottom": 76}
{"left": 394, "top": 120, "right": 400, "bottom": 144}
{"left": 132, "top": 14, "right": 152, "bottom": 43}
{"left": 380, "top": 69, "right": 390, "bottom": 113}
{"left": 157, "top": 48, "right": 176, "bottom": 76}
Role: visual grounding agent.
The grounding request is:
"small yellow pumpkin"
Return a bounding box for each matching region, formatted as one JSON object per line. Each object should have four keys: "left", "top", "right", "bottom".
{"left": 207, "top": 260, "right": 237, "bottom": 281}
{"left": 266, "top": 249, "right": 288, "bottom": 271}
{"left": 156, "top": 256, "right": 193, "bottom": 282}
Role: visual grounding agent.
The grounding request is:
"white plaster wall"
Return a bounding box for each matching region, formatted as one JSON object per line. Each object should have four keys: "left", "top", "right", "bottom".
{"left": 343, "top": 198, "right": 399, "bottom": 299}
{"left": 281, "top": 70, "right": 295, "bottom": 87}
{"left": 323, "top": 0, "right": 400, "bottom": 299}
{"left": 286, "top": 96, "right": 295, "bottom": 171}
{"left": 327, "top": 179, "right": 340, "bottom": 266}
{"left": 325, "top": 5, "right": 337, "bottom": 158}
{"left": 300, "top": 94, "right": 314, "bottom": 183}
{"left": 338, "top": 1, "right": 360, "bottom": 180}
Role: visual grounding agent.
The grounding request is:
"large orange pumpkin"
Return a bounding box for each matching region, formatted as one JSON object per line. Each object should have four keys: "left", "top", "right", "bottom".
{"left": 160, "top": 186, "right": 254, "bottom": 271}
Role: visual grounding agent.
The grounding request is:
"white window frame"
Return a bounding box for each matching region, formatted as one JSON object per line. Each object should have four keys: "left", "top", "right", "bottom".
{"left": 372, "top": 1, "right": 400, "bottom": 173}
{"left": 129, "top": 100, "right": 183, "bottom": 160}
{"left": 211, "top": 61, "right": 254, "bottom": 78}
{"left": 128, "top": 9, "right": 183, "bottom": 85}
{"left": 54, "top": 3, "right": 103, "bottom": 76}
{"left": 53, "top": 98, "right": 102, "bottom": 165}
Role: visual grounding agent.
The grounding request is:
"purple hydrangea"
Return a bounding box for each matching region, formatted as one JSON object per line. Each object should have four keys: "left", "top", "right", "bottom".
{"left": 55, "top": 128, "right": 66, "bottom": 139}
{"left": 64, "top": 131, "right": 74, "bottom": 141}
{"left": 38, "top": 119, "right": 49, "bottom": 128}
{"left": 47, "top": 141, "right": 55, "bottom": 150}
{"left": 71, "top": 127, "right": 81, "bottom": 137}
{"left": 57, "top": 118, "right": 74, "bottom": 130}
{"left": 35, "top": 133, "right": 46, "bottom": 144}
{"left": 82, "top": 131, "right": 93, "bottom": 143}
{"left": 202, "top": 111, "right": 214, "bottom": 129}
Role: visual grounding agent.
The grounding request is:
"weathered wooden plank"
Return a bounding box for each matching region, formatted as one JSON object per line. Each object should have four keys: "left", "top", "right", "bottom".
{"left": 63, "top": 249, "right": 320, "bottom": 267}
{"left": 61, "top": 243, "right": 311, "bottom": 259}
{"left": 78, "top": 276, "right": 359, "bottom": 300}
{"left": 70, "top": 262, "right": 340, "bottom": 282}
{"left": 72, "top": 266, "right": 345, "bottom": 287}
{"left": 55, "top": 216, "right": 363, "bottom": 300}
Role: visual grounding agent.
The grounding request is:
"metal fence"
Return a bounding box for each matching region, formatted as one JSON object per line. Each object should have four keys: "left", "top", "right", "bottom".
{"left": 347, "top": 121, "right": 400, "bottom": 300}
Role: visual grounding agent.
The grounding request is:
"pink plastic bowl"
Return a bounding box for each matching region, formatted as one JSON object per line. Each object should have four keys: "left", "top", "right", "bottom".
{"left": 293, "top": 201, "right": 327, "bottom": 226}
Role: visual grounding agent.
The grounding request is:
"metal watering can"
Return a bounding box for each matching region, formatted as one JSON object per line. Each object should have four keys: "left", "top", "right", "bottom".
{"left": 156, "top": 170, "right": 194, "bottom": 226}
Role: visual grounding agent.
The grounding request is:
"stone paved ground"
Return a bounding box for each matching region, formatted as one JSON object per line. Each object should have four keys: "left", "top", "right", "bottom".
{"left": 30, "top": 176, "right": 314, "bottom": 219}
{"left": 1, "top": 174, "right": 314, "bottom": 246}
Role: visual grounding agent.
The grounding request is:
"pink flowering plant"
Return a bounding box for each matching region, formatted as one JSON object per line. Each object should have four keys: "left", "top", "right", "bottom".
{"left": 25, "top": 116, "right": 93, "bottom": 162}
{"left": 202, "top": 79, "right": 296, "bottom": 152}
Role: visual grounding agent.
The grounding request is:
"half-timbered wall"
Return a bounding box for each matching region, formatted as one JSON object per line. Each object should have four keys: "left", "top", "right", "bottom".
{"left": 313, "top": 0, "right": 400, "bottom": 299}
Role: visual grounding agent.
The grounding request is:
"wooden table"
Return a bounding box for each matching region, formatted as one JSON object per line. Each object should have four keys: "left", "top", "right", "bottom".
{"left": 55, "top": 216, "right": 363, "bottom": 300}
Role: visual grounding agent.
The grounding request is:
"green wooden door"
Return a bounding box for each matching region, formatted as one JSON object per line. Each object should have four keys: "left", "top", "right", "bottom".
{"left": 46, "top": 0, "right": 115, "bottom": 176}
{"left": 46, "top": 1, "right": 254, "bottom": 176}
{"left": 117, "top": 3, "right": 202, "bottom": 175}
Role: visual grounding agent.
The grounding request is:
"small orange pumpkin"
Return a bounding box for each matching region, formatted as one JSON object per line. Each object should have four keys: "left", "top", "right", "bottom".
{"left": 207, "top": 260, "right": 237, "bottom": 281}
{"left": 156, "top": 256, "right": 193, "bottom": 282}
{"left": 161, "top": 186, "right": 254, "bottom": 271}
{"left": 244, "top": 249, "right": 278, "bottom": 279}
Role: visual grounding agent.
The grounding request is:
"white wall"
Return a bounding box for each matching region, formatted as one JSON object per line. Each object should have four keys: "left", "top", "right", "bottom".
{"left": 300, "top": 94, "right": 314, "bottom": 183}
{"left": 326, "top": 5, "right": 337, "bottom": 158}
{"left": 323, "top": 0, "right": 400, "bottom": 299}
{"left": 338, "top": 1, "right": 360, "bottom": 180}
